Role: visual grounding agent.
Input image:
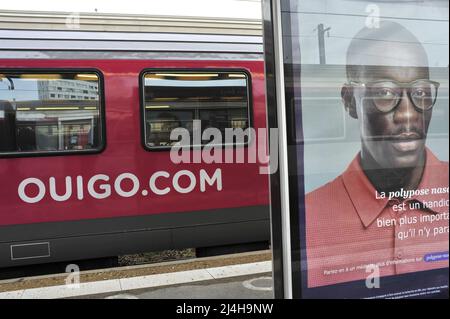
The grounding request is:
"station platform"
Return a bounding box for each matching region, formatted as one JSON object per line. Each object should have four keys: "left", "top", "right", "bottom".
{"left": 0, "top": 250, "right": 273, "bottom": 299}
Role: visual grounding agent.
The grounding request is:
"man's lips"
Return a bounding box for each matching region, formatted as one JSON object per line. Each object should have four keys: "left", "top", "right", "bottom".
{"left": 392, "top": 132, "right": 422, "bottom": 140}
{"left": 390, "top": 133, "right": 423, "bottom": 152}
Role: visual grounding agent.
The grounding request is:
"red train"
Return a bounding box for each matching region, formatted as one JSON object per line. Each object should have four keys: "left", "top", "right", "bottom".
{"left": 0, "top": 12, "right": 269, "bottom": 269}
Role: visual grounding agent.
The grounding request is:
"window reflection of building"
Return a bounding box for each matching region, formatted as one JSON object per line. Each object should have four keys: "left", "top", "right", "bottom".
{"left": 37, "top": 80, "right": 99, "bottom": 101}
{"left": 0, "top": 73, "right": 102, "bottom": 154}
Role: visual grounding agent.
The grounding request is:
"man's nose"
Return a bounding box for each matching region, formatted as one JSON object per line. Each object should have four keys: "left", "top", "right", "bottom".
{"left": 393, "top": 88, "right": 420, "bottom": 125}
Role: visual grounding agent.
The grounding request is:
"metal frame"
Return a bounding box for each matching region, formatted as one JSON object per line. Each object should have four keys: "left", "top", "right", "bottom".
{"left": 270, "top": 0, "right": 293, "bottom": 299}
{"left": 262, "top": 0, "right": 292, "bottom": 299}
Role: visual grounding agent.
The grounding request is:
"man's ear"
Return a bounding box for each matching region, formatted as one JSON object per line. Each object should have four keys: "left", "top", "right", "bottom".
{"left": 341, "top": 85, "right": 358, "bottom": 119}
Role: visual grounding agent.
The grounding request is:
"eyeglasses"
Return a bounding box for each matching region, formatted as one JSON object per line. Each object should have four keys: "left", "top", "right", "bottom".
{"left": 349, "top": 79, "right": 440, "bottom": 113}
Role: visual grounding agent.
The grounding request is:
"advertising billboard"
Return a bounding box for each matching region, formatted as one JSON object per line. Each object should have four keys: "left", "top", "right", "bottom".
{"left": 264, "top": 0, "right": 449, "bottom": 299}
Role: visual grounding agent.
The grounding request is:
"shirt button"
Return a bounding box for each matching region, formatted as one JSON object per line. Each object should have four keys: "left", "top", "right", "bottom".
{"left": 396, "top": 250, "right": 403, "bottom": 259}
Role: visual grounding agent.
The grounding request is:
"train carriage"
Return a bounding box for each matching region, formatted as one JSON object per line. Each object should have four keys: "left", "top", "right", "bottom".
{"left": 0, "top": 10, "right": 270, "bottom": 269}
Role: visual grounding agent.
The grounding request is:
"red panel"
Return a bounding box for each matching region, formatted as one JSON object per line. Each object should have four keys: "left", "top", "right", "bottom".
{"left": 0, "top": 59, "right": 269, "bottom": 226}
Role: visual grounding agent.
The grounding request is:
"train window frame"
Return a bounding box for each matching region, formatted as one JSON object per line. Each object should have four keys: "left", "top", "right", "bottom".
{"left": 139, "top": 68, "right": 253, "bottom": 151}
{"left": 0, "top": 68, "right": 106, "bottom": 158}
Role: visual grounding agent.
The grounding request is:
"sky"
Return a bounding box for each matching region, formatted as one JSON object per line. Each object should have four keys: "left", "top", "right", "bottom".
{"left": 0, "top": 0, "right": 262, "bottom": 19}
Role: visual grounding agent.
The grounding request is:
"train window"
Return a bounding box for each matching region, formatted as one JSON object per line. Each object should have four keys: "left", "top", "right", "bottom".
{"left": 0, "top": 71, "right": 104, "bottom": 156}
{"left": 141, "top": 71, "right": 251, "bottom": 149}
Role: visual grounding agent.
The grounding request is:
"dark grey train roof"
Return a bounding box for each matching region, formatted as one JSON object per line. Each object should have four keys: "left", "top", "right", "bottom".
{"left": 0, "top": 10, "right": 264, "bottom": 56}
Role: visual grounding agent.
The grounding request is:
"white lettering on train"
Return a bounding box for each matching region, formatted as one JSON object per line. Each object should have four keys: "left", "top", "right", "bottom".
{"left": 114, "top": 173, "right": 140, "bottom": 198}
{"left": 87, "top": 174, "right": 111, "bottom": 199}
{"left": 76, "top": 176, "right": 83, "bottom": 200}
{"left": 149, "top": 171, "right": 170, "bottom": 195}
{"left": 18, "top": 178, "right": 46, "bottom": 204}
{"left": 200, "top": 169, "right": 222, "bottom": 192}
{"left": 17, "top": 169, "right": 222, "bottom": 204}
{"left": 49, "top": 176, "right": 72, "bottom": 202}
{"left": 173, "top": 170, "right": 196, "bottom": 194}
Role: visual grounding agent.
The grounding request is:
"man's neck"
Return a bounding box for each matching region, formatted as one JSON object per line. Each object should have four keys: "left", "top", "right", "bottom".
{"left": 360, "top": 150, "right": 426, "bottom": 194}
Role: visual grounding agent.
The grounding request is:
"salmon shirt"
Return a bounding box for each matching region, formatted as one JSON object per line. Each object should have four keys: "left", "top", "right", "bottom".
{"left": 305, "top": 148, "right": 449, "bottom": 288}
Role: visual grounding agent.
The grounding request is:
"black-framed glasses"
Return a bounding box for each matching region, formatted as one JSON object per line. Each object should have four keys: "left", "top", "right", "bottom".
{"left": 350, "top": 79, "right": 440, "bottom": 113}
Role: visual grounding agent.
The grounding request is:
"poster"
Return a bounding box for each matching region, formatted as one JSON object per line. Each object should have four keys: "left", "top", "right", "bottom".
{"left": 274, "top": 0, "right": 449, "bottom": 298}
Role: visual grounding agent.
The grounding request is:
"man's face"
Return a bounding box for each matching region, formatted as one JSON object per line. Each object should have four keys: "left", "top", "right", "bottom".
{"left": 352, "top": 65, "right": 433, "bottom": 169}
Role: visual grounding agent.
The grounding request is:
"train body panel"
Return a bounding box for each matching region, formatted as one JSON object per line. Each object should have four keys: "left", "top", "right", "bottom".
{"left": 0, "top": 11, "right": 269, "bottom": 268}
{"left": 0, "top": 59, "right": 268, "bottom": 227}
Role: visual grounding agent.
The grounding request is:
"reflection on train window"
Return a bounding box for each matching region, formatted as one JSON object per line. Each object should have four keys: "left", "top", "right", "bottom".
{"left": 0, "top": 72, "right": 103, "bottom": 155}
{"left": 142, "top": 71, "right": 250, "bottom": 148}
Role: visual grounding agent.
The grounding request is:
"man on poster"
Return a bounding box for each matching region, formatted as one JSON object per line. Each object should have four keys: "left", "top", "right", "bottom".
{"left": 305, "top": 21, "right": 449, "bottom": 288}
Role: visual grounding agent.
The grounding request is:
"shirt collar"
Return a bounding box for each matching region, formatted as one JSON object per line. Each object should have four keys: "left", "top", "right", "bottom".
{"left": 342, "top": 148, "right": 448, "bottom": 228}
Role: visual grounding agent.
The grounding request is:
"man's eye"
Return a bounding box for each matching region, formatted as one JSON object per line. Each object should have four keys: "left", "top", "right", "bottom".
{"left": 375, "top": 88, "right": 395, "bottom": 98}
{"left": 412, "top": 89, "right": 431, "bottom": 98}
